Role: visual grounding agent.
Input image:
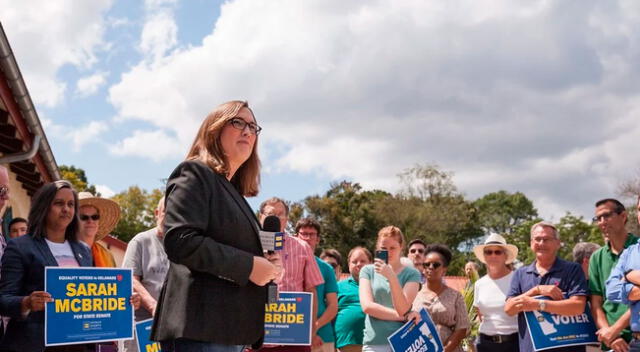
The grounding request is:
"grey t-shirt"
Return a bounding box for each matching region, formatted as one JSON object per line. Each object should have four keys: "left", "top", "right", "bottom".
{"left": 122, "top": 227, "right": 169, "bottom": 321}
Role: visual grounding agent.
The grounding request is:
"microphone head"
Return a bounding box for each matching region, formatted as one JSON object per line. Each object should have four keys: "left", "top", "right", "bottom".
{"left": 263, "top": 215, "right": 281, "bottom": 232}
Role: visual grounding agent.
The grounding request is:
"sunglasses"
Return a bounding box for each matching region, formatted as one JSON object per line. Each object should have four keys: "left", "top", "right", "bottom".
{"left": 483, "top": 249, "right": 504, "bottom": 256}
{"left": 409, "top": 248, "right": 425, "bottom": 254}
{"left": 80, "top": 214, "right": 100, "bottom": 221}
{"left": 423, "top": 262, "right": 443, "bottom": 269}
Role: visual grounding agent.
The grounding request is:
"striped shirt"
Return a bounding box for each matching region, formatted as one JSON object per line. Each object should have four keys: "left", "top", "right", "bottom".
{"left": 277, "top": 234, "right": 323, "bottom": 292}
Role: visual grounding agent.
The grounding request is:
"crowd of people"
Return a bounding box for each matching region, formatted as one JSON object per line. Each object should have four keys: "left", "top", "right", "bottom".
{"left": 1, "top": 101, "right": 640, "bottom": 352}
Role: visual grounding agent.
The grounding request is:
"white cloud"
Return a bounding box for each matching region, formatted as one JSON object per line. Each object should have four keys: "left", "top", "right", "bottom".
{"left": 108, "top": 129, "right": 184, "bottom": 162}
{"left": 0, "top": 0, "right": 114, "bottom": 107}
{"left": 67, "top": 121, "right": 109, "bottom": 151}
{"left": 75, "top": 72, "right": 109, "bottom": 97}
{"left": 139, "top": 10, "right": 177, "bottom": 62}
{"left": 95, "top": 184, "right": 116, "bottom": 198}
{"left": 108, "top": 0, "right": 640, "bottom": 218}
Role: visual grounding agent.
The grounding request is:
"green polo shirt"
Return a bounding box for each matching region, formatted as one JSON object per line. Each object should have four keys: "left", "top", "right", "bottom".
{"left": 589, "top": 233, "right": 638, "bottom": 344}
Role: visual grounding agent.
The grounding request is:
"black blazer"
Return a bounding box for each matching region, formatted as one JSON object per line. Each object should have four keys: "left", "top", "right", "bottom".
{"left": 0, "top": 234, "right": 93, "bottom": 352}
{"left": 151, "top": 160, "right": 266, "bottom": 347}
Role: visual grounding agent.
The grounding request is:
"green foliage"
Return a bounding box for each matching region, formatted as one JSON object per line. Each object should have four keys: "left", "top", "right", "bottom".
{"left": 461, "top": 269, "right": 480, "bottom": 350}
{"left": 111, "top": 186, "right": 164, "bottom": 242}
{"left": 296, "top": 165, "right": 483, "bottom": 275}
{"left": 302, "top": 181, "right": 390, "bottom": 260}
{"left": 59, "top": 165, "right": 98, "bottom": 195}
{"left": 474, "top": 190, "right": 538, "bottom": 235}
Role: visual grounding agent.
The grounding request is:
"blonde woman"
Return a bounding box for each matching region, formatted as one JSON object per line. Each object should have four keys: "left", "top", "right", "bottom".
{"left": 359, "top": 226, "right": 421, "bottom": 352}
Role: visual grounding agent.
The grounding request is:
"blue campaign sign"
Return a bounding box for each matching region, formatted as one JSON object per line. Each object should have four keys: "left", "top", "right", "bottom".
{"left": 45, "top": 267, "right": 134, "bottom": 346}
{"left": 524, "top": 296, "right": 598, "bottom": 351}
{"left": 264, "top": 291, "right": 313, "bottom": 345}
{"left": 388, "top": 308, "right": 444, "bottom": 352}
{"left": 136, "top": 319, "right": 162, "bottom": 352}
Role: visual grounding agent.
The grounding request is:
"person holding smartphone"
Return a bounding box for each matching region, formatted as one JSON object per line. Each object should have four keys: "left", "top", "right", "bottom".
{"left": 359, "top": 226, "right": 421, "bottom": 352}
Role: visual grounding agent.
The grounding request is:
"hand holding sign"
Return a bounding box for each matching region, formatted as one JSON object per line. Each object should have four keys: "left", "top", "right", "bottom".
{"left": 24, "top": 291, "right": 53, "bottom": 312}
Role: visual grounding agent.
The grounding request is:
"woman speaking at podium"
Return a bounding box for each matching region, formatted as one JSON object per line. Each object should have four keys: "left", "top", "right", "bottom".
{"left": 151, "top": 101, "right": 278, "bottom": 352}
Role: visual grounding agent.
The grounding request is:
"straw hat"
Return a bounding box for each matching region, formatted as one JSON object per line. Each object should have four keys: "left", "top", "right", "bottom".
{"left": 77, "top": 192, "right": 121, "bottom": 241}
{"left": 473, "top": 233, "right": 518, "bottom": 264}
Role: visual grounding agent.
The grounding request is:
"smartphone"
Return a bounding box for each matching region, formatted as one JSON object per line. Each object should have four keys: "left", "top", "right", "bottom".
{"left": 375, "top": 250, "right": 389, "bottom": 264}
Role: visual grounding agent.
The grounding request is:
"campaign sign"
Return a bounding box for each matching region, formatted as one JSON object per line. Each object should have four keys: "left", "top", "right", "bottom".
{"left": 136, "top": 319, "right": 162, "bottom": 352}
{"left": 388, "top": 308, "right": 444, "bottom": 352}
{"left": 264, "top": 291, "right": 312, "bottom": 345}
{"left": 45, "top": 267, "right": 134, "bottom": 346}
{"left": 524, "top": 296, "right": 598, "bottom": 351}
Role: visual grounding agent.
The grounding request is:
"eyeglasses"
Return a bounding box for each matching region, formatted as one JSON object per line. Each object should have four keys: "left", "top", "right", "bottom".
{"left": 0, "top": 186, "right": 8, "bottom": 198}
{"left": 80, "top": 214, "right": 100, "bottom": 221}
{"left": 409, "top": 248, "right": 425, "bottom": 254}
{"left": 228, "top": 117, "right": 262, "bottom": 135}
{"left": 592, "top": 211, "right": 620, "bottom": 223}
{"left": 483, "top": 249, "right": 504, "bottom": 256}
{"left": 423, "top": 262, "right": 443, "bottom": 269}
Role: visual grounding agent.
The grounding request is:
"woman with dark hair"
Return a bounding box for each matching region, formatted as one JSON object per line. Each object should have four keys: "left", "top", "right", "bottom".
{"left": 0, "top": 180, "right": 93, "bottom": 351}
{"left": 411, "top": 244, "right": 469, "bottom": 352}
{"left": 151, "top": 100, "right": 278, "bottom": 352}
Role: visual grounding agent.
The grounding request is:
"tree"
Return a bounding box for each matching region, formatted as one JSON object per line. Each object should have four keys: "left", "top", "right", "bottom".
{"left": 59, "top": 165, "right": 98, "bottom": 195}
{"left": 474, "top": 190, "right": 538, "bottom": 235}
{"left": 302, "top": 181, "right": 390, "bottom": 259}
{"left": 111, "top": 186, "right": 164, "bottom": 242}
{"left": 380, "top": 164, "right": 483, "bottom": 275}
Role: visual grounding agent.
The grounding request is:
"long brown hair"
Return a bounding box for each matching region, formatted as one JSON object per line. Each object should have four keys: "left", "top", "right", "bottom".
{"left": 186, "top": 100, "right": 261, "bottom": 196}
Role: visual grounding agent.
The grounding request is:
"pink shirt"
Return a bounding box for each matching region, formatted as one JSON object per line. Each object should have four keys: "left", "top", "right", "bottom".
{"left": 277, "top": 234, "right": 323, "bottom": 292}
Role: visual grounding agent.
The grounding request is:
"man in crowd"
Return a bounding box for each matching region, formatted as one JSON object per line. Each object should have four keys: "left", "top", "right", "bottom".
{"left": 8, "top": 217, "right": 27, "bottom": 238}
{"left": 320, "top": 248, "right": 342, "bottom": 280}
{"left": 572, "top": 242, "right": 600, "bottom": 279}
{"left": 121, "top": 197, "right": 169, "bottom": 352}
{"left": 505, "top": 221, "right": 588, "bottom": 352}
{"left": 295, "top": 218, "right": 338, "bottom": 352}
{"left": 258, "top": 197, "right": 324, "bottom": 352}
{"left": 607, "top": 195, "right": 640, "bottom": 352}
{"left": 589, "top": 198, "right": 636, "bottom": 351}
{"left": 407, "top": 238, "right": 427, "bottom": 282}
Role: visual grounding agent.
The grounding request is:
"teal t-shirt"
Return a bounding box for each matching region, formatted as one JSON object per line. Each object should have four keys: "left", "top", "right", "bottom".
{"left": 360, "top": 264, "right": 421, "bottom": 345}
{"left": 315, "top": 257, "right": 338, "bottom": 343}
{"left": 335, "top": 276, "right": 366, "bottom": 348}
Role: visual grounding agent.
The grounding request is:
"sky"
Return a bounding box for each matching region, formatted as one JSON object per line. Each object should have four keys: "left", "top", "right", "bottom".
{"left": 2, "top": 0, "right": 640, "bottom": 221}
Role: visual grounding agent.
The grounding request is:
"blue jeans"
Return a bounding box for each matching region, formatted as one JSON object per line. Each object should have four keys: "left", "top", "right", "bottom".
{"left": 630, "top": 339, "right": 640, "bottom": 352}
{"left": 161, "top": 339, "right": 245, "bottom": 352}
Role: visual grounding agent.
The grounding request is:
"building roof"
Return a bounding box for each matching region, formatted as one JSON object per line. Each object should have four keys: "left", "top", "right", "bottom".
{"left": 0, "top": 22, "right": 59, "bottom": 195}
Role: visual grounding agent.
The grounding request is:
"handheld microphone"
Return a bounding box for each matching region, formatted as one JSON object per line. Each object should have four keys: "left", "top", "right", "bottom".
{"left": 260, "top": 215, "right": 284, "bottom": 252}
{"left": 261, "top": 215, "right": 281, "bottom": 303}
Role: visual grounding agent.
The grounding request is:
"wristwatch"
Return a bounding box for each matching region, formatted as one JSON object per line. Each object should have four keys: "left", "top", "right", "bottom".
{"left": 538, "top": 300, "right": 546, "bottom": 312}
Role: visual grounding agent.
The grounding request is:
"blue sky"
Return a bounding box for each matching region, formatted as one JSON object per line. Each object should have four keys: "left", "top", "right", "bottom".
{"left": 3, "top": 0, "right": 640, "bottom": 219}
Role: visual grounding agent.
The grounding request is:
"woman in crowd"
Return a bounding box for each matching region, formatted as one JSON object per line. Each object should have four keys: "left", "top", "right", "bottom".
{"left": 151, "top": 100, "right": 279, "bottom": 352}
{"left": 359, "top": 226, "right": 421, "bottom": 352}
{"left": 0, "top": 180, "right": 93, "bottom": 351}
{"left": 472, "top": 234, "right": 519, "bottom": 352}
{"left": 412, "top": 244, "right": 469, "bottom": 352}
{"left": 335, "top": 246, "right": 372, "bottom": 352}
{"left": 77, "top": 192, "right": 121, "bottom": 267}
